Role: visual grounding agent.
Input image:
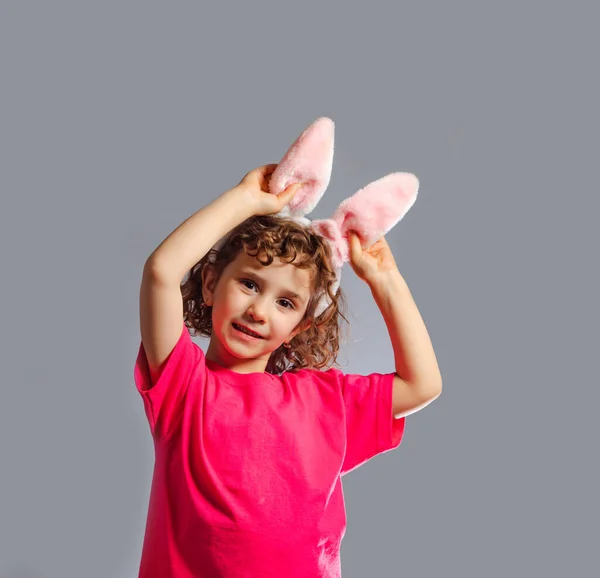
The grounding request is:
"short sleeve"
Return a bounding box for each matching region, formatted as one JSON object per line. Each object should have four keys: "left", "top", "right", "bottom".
{"left": 134, "top": 322, "right": 204, "bottom": 440}
{"left": 337, "top": 370, "right": 406, "bottom": 475}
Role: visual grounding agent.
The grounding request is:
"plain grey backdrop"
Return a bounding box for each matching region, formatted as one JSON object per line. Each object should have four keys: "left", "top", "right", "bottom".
{"left": 1, "top": 1, "right": 598, "bottom": 577}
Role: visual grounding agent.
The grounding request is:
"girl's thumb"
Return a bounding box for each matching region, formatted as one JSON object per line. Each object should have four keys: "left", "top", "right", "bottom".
{"left": 348, "top": 232, "right": 362, "bottom": 261}
{"left": 281, "top": 182, "right": 303, "bottom": 201}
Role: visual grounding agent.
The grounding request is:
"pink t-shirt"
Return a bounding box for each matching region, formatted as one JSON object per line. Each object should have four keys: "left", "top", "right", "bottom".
{"left": 134, "top": 323, "right": 405, "bottom": 578}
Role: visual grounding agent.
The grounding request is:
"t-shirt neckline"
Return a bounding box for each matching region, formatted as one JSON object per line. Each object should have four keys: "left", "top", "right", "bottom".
{"left": 205, "top": 358, "right": 278, "bottom": 383}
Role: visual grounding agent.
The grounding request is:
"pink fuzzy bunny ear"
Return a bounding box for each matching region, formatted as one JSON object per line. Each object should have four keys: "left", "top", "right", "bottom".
{"left": 269, "top": 117, "right": 335, "bottom": 218}
{"left": 310, "top": 172, "right": 419, "bottom": 271}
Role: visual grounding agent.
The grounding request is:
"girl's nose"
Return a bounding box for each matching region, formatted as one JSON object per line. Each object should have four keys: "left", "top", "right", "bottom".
{"left": 246, "top": 300, "right": 267, "bottom": 322}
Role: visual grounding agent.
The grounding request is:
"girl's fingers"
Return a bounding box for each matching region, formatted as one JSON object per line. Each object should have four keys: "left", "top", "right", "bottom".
{"left": 258, "top": 165, "right": 278, "bottom": 190}
{"left": 348, "top": 232, "right": 366, "bottom": 265}
{"left": 348, "top": 232, "right": 360, "bottom": 257}
{"left": 279, "top": 183, "right": 302, "bottom": 205}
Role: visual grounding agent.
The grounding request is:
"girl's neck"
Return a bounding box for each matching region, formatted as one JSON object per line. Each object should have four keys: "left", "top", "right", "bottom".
{"left": 205, "top": 341, "right": 269, "bottom": 374}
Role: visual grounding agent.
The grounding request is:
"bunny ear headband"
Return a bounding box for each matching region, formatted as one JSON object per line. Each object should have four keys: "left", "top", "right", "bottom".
{"left": 209, "top": 117, "right": 419, "bottom": 317}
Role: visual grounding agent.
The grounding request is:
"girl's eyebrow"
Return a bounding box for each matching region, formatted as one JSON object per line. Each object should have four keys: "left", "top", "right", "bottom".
{"left": 239, "top": 270, "right": 305, "bottom": 303}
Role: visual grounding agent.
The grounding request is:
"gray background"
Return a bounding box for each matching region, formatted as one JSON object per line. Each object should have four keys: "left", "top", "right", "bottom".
{"left": 1, "top": 1, "right": 598, "bottom": 577}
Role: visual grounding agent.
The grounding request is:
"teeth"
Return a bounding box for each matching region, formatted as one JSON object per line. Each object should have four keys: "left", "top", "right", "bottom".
{"left": 234, "top": 324, "right": 261, "bottom": 338}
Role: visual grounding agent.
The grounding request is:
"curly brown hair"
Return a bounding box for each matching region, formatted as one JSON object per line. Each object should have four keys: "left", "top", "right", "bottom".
{"left": 180, "top": 215, "right": 348, "bottom": 375}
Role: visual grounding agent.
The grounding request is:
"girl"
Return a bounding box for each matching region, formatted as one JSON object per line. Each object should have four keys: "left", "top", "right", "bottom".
{"left": 134, "top": 119, "right": 442, "bottom": 578}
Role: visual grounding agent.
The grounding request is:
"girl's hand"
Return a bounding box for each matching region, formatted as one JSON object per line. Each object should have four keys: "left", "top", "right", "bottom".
{"left": 236, "top": 164, "right": 303, "bottom": 217}
{"left": 348, "top": 233, "right": 399, "bottom": 284}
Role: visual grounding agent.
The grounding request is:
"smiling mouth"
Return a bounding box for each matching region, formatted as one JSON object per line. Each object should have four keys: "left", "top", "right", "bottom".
{"left": 232, "top": 323, "right": 264, "bottom": 339}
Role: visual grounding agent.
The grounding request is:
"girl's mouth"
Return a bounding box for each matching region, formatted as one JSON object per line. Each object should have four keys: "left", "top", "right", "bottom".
{"left": 232, "top": 323, "right": 264, "bottom": 339}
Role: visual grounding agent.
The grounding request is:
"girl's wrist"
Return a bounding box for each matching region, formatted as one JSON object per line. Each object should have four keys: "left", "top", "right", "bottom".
{"left": 366, "top": 267, "right": 406, "bottom": 293}
{"left": 223, "top": 185, "right": 260, "bottom": 217}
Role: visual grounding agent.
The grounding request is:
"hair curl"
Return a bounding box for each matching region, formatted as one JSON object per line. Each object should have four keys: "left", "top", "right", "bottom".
{"left": 180, "top": 215, "right": 348, "bottom": 375}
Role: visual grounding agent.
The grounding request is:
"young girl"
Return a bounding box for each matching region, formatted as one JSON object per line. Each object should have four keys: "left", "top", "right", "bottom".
{"left": 134, "top": 122, "right": 442, "bottom": 578}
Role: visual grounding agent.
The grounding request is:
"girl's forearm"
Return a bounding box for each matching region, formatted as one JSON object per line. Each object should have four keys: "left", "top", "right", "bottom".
{"left": 369, "top": 269, "right": 442, "bottom": 390}
{"left": 146, "top": 186, "right": 256, "bottom": 282}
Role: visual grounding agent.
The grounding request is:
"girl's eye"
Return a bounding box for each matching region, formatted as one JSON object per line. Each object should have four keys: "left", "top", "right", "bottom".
{"left": 240, "top": 279, "right": 294, "bottom": 309}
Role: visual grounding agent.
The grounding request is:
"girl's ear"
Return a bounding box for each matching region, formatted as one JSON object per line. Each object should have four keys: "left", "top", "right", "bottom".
{"left": 291, "top": 318, "right": 312, "bottom": 341}
{"left": 201, "top": 264, "right": 218, "bottom": 306}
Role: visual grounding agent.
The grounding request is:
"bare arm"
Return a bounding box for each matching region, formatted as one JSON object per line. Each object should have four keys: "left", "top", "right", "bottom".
{"left": 139, "top": 186, "right": 256, "bottom": 382}
{"left": 368, "top": 270, "right": 443, "bottom": 418}
{"left": 147, "top": 186, "right": 256, "bottom": 283}
{"left": 348, "top": 234, "right": 442, "bottom": 419}
{"left": 139, "top": 165, "right": 301, "bottom": 382}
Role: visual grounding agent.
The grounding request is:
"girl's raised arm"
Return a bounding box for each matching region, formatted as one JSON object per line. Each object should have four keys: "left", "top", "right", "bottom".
{"left": 139, "top": 165, "right": 300, "bottom": 383}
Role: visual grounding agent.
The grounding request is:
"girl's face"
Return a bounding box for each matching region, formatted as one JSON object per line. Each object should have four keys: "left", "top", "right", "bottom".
{"left": 203, "top": 250, "right": 313, "bottom": 373}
